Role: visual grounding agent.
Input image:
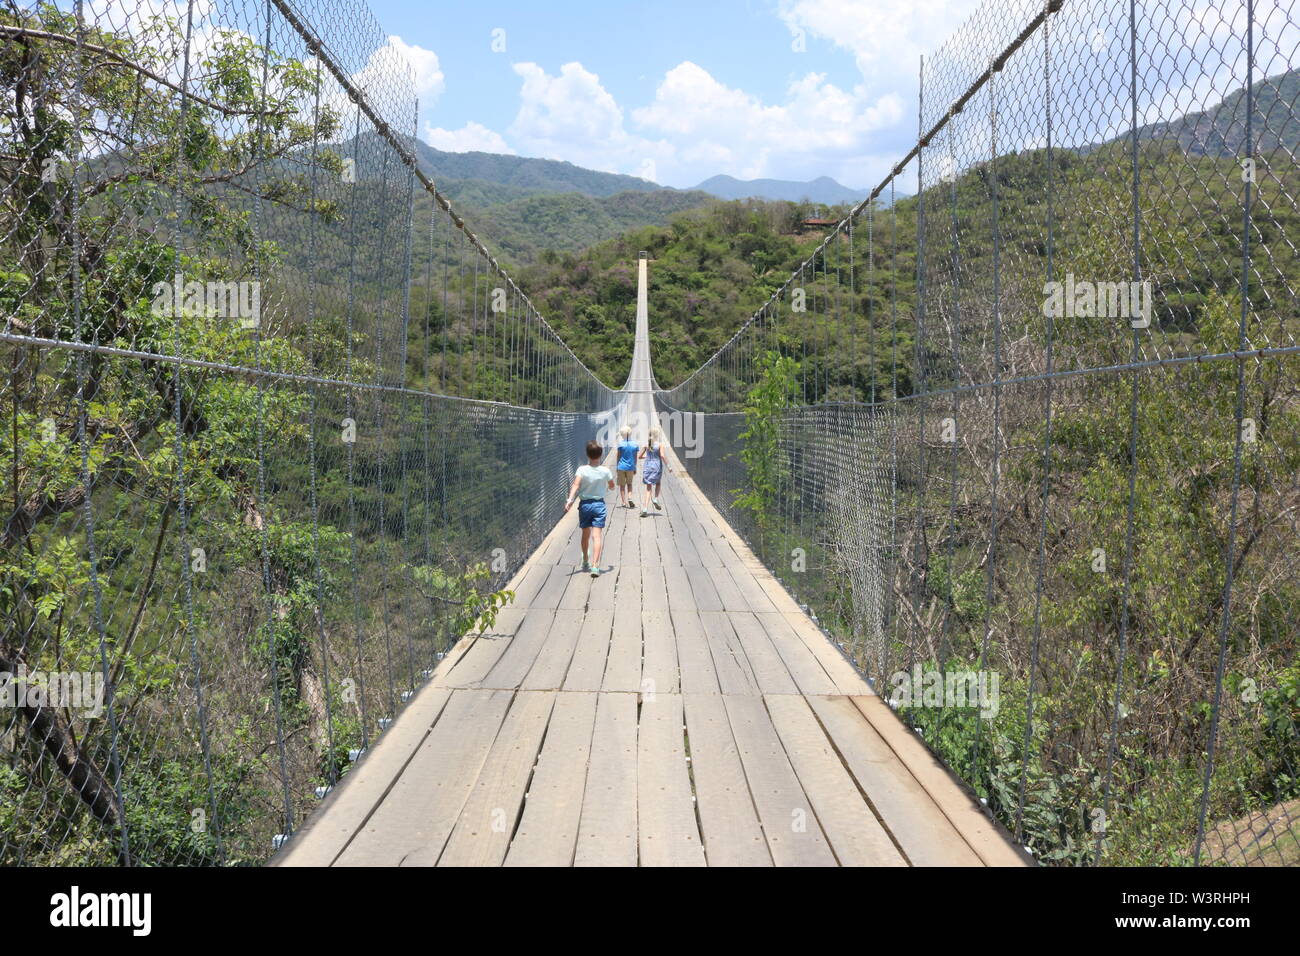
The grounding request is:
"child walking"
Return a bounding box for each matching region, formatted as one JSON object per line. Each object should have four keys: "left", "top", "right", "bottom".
{"left": 638, "top": 427, "right": 665, "bottom": 517}
{"left": 564, "top": 439, "right": 615, "bottom": 578}
{"left": 615, "top": 425, "right": 639, "bottom": 509}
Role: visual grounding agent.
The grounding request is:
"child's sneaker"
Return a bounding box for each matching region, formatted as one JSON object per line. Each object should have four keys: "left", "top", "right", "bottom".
{"left": 581, "top": 558, "right": 590, "bottom": 572}
{"left": 640, "top": 508, "right": 648, "bottom": 517}
{"left": 590, "top": 566, "right": 602, "bottom": 579}
{"left": 653, "top": 497, "right": 663, "bottom": 510}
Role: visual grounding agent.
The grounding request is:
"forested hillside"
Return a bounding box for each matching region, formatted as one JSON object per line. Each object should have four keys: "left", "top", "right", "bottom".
{"left": 1134, "top": 67, "right": 1300, "bottom": 157}
{"left": 410, "top": 138, "right": 659, "bottom": 197}
{"left": 517, "top": 198, "right": 861, "bottom": 386}
{"left": 342, "top": 133, "right": 717, "bottom": 266}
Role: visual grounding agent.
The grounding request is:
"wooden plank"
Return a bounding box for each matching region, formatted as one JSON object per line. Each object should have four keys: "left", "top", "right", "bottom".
{"left": 618, "top": 517, "right": 640, "bottom": 566}
{"left": 542, "top": 524, "right": 581, "bottom": 566}
{"left": 721, "top": 694, "right": 837, "bottom": 866}
{"left": 641, "top": 610, "right": 681, "bottom": 696}
{"left": 682, "top": 516, "right": 724, "bottom": 568}
{"left": 433, "top": 691, "right": 556, "bottom": 866}
{"left": 616, "top": 560, "right": 644, "bottom": 613}
{"left": 557, "top": 523, "right": 589, "bottom": 567}
{"left": 335, "top": 688, "right": 514, "bottom": 866}
{"left": 686, "top": 563, "right": 724, "bottom": 612}
{"left": 434, "top": 608, "right": 526, "bottom": 689}
{"left": 698, "top": 610, "right": 760, "bottom": 697}
{"left": 670, "top": 521, "right": 702, "bottom": 566}
{"left": 705, "top": 564, "right": 748, "bottom": 612}
{"left": 637, "top": 514, "right": 660, "bottom": 566}
{"left": 505, "top": 692, "right": 599, "bottom": 866}
{"left": 274, "top": 685, "right": 454, "bottom": 866}
{"left": 575, "top": 692, "right": 639, "bottom": 866}
{"left": 517, "top": 499, "right": 579, "bottom": 569}
{"left": 780, "top": 611, "right": 874, "bottom": 696}
{"left": 655, "top": 514, "right": 682, "bottom": 565}
{"left": 521, "top": 609, "right": 584, "bottom": 691}
{"left": 586, "top": 564, "right": 620, "bottom": 611}
{"left": 558, "top": 568, "right": 593, "bottom": 610}
{"left": 529, "top": 527, "right": 567, "bottom": 567}
{"left": 671, "top": 608, "right": 721, "bottom": 695}
{"left": 764, "top": 694, "right": 905, "bottom": 866}
{"left": 593, "top": 523, "right": 622, "bottom": 576}
{"left": 754, "top": 612, "right": 838, "bottom": 696}
{"left": 508, "top": 563, "right": 553, "bottom": 608}
{"left": 806, "top": 695, "right": 981, "bottom": 866}
{"left": 686, "top": 522, "right": 728, "bottom": 567}
{"left": 637, "top": 694, "right": 706, "bottom": 866}
{"left": 640, "top": 565, "right": 668, "bottom": 611}
{"left": 682, "top": 693, "right": 771, "bottom": 866}
{"left": 725, "top": 611, "right": 799, "bottom": 694}
{"left": 725, "top": 564, "right": 778, "bottom": 613}
{"left": 562, "top": 610, "right": 613, "bottom": 692}
{"left": 479, "top": 609, "right": 557, "bottom": 690}
{"left": 851, "top": 694, "right": 1029, "bottom": 867}
{"left": 602, "top": 603, "right": 643, "bottom": 692}
{"left": 531, "top": 565, "right": 571, "bottom": 610}
{"left": 662, "top": 561, "right": 695, "bottom": 611}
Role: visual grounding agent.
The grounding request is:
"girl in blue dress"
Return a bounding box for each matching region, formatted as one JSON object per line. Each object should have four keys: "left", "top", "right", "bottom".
{"left": 638, "top": 427, "right": 664, "bottom": 517}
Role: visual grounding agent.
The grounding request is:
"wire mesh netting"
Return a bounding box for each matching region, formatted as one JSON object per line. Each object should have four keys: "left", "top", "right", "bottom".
{"left": 658, "top": 0, "right": 1300, "bottom": 865}
{"left": 1, "top": 0, "right": 619, "bottom": 863}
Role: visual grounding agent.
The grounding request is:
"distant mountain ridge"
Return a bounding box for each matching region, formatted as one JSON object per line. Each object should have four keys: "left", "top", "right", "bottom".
{"left": 691, "top": 174, "right": 868, "bottom": 204}
{"left": 409, "top": 139, "right": 659, "bottom": 198}
{"left": 332, "top": 132, "right": 882, "bottom": 264}
{"left": 1133, "top": 68, "right": 1300, "bottom": 157}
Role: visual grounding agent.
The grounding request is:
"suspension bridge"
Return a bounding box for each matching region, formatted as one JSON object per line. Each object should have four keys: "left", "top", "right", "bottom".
{"left": 3, "top": 0, "right": 1297, "bottom": 868}
{"left": 274, "top": 258, "right": 1027, "bottom": 866}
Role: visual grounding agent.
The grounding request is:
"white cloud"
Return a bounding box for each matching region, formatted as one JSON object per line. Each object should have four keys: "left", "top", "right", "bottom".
{"left": 777, "top": 0, "right": 984, "bottom": 79}
{"left": 387, "top": 36, "right": 445, "bottom": 102}
{"left": 490, "top": 56, "right": 911, "bottom": 188}
{"left": 509, "top": 62, "right": 627, "bottom": 151}
{"left": 424, "top": 121, "right": 515, "bottom": 154}
{"left": 631, "top": 61, "right": 902, "bottom": 185}
{"left": 506, "top": 61, "right": 673, "bottom": 178}
{"left": 341, "top": 35, "right": 443, "bottom": 117}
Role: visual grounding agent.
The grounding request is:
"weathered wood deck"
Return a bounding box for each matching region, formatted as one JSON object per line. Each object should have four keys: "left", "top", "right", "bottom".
{"left": 274, "top": 258, "right": 1028, "bottom": 867}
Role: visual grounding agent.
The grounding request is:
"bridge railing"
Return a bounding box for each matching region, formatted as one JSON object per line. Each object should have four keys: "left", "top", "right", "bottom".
{"left": 658, "top": 0, "right": 1300, "bottom": 865}
{"left": 0, "top": 0, "right": 618, "bottom": 864}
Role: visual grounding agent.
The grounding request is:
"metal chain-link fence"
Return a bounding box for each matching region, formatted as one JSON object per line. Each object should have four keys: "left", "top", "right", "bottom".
{"left": 1, "top": 0, "right": 619, "bottom": 864}
{"left": 658, "top": 0, "right": 1300, "bottom": 865}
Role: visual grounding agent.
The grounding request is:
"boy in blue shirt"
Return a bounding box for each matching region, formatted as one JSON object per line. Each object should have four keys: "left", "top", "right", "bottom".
{"left": 564, "top": 439, "right": 615, "bottom": 578}
{"left": 615, "top": 425, "right": 639, "bottom": 509}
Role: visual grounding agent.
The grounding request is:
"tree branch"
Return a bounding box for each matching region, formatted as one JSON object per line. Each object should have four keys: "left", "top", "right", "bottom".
{"left": 0, "top": 24, "right": 296, "bottom": 119}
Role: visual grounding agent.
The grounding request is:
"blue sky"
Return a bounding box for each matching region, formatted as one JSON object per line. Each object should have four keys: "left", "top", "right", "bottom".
{"left": 363, "top": 0, "right": 984, "bottom": 189}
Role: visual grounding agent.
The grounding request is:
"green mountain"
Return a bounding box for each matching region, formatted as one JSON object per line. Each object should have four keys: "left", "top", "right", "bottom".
{"left": 1135, "top": 68, "right": 1300, "bottom": 156}
{"left": 518, "top": 197, "right": 856, "bottom": 386}
{"left": 331, "top": 133, "right": 714, "bottom": 265}
{"left": 466, "top": 188, "right": 715, "bottom": 265}
{"left": 410, "top": 138, "right": 660, "bottom": 198}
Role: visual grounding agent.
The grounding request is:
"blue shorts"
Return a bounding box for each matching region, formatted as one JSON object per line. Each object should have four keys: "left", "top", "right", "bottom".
{"left": 578, "top": 499, "right": 607, "bottom": 529}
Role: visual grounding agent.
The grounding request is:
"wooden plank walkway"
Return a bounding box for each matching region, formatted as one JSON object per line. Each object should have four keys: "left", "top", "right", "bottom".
{"left": 274, "top": 257, "right": 1028, "bottom": 868}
